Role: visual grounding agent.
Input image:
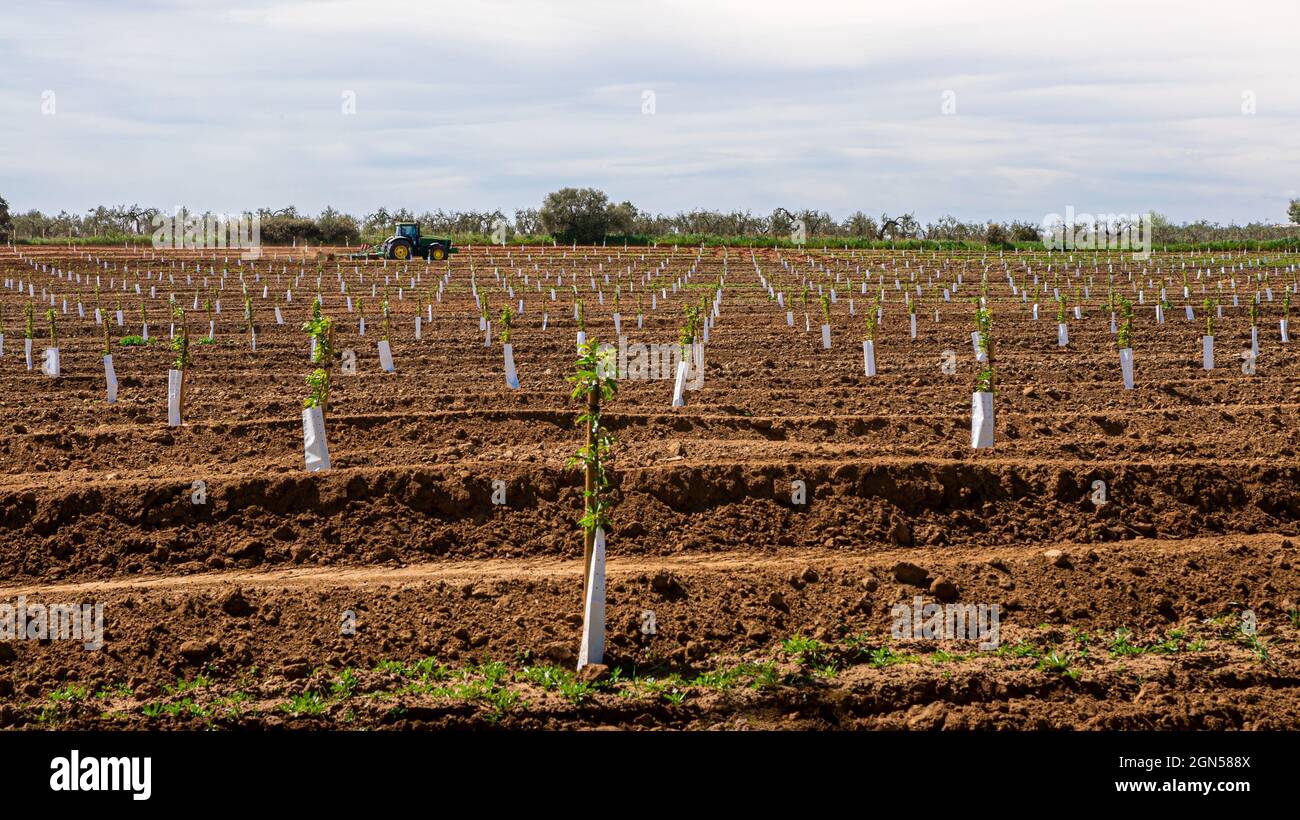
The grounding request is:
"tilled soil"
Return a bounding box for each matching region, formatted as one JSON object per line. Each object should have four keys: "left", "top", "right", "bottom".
{"left": 0, "top": 243, "right": 1297, "bottom": 729}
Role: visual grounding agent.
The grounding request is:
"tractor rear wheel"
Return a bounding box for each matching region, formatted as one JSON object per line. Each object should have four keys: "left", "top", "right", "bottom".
{"left": 390, "top": 240, "right": 412, "bottom": 261}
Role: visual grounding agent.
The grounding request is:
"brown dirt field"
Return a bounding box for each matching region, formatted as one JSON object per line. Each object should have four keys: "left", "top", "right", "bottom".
{"left": 0, "top": 243, "right": 1297, "bottom": 730}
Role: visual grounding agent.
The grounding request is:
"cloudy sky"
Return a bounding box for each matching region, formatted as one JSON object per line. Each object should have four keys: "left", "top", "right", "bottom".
{"left": 1, "top": 0, "right": 1297, "bottom": 224}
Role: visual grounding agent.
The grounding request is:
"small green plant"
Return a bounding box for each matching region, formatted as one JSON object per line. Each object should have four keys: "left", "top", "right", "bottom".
{"left": 46, "top": 309, "right": 58, "bottom": 347}
{"left": 1241, "top": 631, "right": 1274, "bottom": 669}
{"left": 863, "top": 299, "right": 879, "bottom": 341}
{"left": 24, "top": 301, "right": 34, "bottom": 340}
{"left": 973, "top": 300, "right": 993, "bottom": 393}
{"left": 566, "top": 339, "right": 617, "bottom": 538}
{"left": 499, "top": 304, "right": 514, "bottom": 345}
{"left": 575, "top": 298, "right": 585, "bottom": 332}
{"left": 1204, "top": 298, "right": 1216, "bottom": 337}
{"left": 1108, "top": 628, "right": 1145, "bottom": 657}
{"left": 280, "top": 691, "right": 328, "bottom": 716}
{"left": 164, "top": 673, "right": 212, "bottom": 695}
{"left": 782, "top": 633, "right": 831, "bottom": 666}
{"left": 867, "top": 644, "right": 919, "bottom": 668}
{"left": 1117, "top": 297, "right": 1134, "bottom": 349}
{"left": 171, "top": 307, "right": 191, "bottom": 371}
{"left": 331, "top": 668, "right": 359, "bottom": 700}
{"left": 303, "top": 298, "right": 336, "bottom": 411}
{"left": 819, "top": 293, "right": 831, "bottom": 325}
{"left": 1037, "top": 650, "right": 1079, "bottom": 680}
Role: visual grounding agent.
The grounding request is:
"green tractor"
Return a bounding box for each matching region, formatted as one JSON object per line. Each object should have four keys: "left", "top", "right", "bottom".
{"left": 350, "top": 223, "right": 457, "bottom": 261}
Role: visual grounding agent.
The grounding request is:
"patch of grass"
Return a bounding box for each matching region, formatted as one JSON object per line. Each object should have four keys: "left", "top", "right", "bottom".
{"left": 1240, "top": 632, "right": 1276, "bottom": 669}
{"left": 118, "top": 335, "right": 150, "bottom": 346}
{"left": 162, "top": 698, "right": 208, "bottom": 718}
{"left": 49, "top": 684, "right": 87, "bottom": 703}
{"left": 1037, "top": 650, "right": 1080, "bottom": 680}
{"left": 1109, "top": 628, "right": 1146, "bottom": 657}
{"left": 782, "top": 633, "right": 831, "bottom": 666}
{"left": 215, "top": 692, "right": 253, "bottom": 718}
{"left": 95, "top": 683, "right": 133, "bottom": 699}
{"left": 995, "top": 640, "right": 1043, "bottom": 659}
{"left": 930, "top": 650, "right": 975, "bottom": 664}
{"left": 1109, "top": 627, "right": 1202, "bottom": 657}
{"left": 331, "top": 668, "right": 359, "bottom": 700}
{"left": 867, "top": 645, "right": 920, "bottom": 668}
{"left": 164, "top": 673, "right": 212, "bottom": 695}
{"left": 514, "top": 665, "right": 596, "bottom": 704}
{"left": 280, "top": 691, "right": 328, "bottom": 716}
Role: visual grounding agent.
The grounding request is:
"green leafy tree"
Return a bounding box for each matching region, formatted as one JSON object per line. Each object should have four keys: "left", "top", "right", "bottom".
{"left": 540, "top": 188, "right": 620, "bottom": 244}
{"left": 0, "top": 194, "right": 12, "bottom": 242}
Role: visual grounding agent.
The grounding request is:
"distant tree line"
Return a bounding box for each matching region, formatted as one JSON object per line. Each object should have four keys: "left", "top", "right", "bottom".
{"left": 2, "top": 190, "right": 1298, "bottom": 247}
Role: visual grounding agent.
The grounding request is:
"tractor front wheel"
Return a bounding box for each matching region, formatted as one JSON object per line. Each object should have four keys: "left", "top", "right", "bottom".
{"left": 428, "top": 244, "right": 447, "bottom": 261}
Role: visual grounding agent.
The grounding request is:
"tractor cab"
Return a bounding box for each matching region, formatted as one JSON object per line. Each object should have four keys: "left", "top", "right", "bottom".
{"left": 396, "top": 222, "right": 420, "bottom": 241}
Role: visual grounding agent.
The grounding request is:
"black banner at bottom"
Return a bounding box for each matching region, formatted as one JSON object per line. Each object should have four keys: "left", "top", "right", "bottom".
{"left": 4, "top": 730, "right": 1288, "bottom": 807}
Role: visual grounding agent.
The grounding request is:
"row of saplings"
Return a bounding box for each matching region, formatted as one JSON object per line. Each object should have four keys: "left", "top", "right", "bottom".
{"left": 1, "top": 284, "right": 1274, "bottom": 458}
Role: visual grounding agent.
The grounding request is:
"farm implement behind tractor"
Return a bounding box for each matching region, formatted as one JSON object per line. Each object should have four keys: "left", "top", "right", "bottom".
{"left": 342, "top": 222, "right": 457, "bottom": 261}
